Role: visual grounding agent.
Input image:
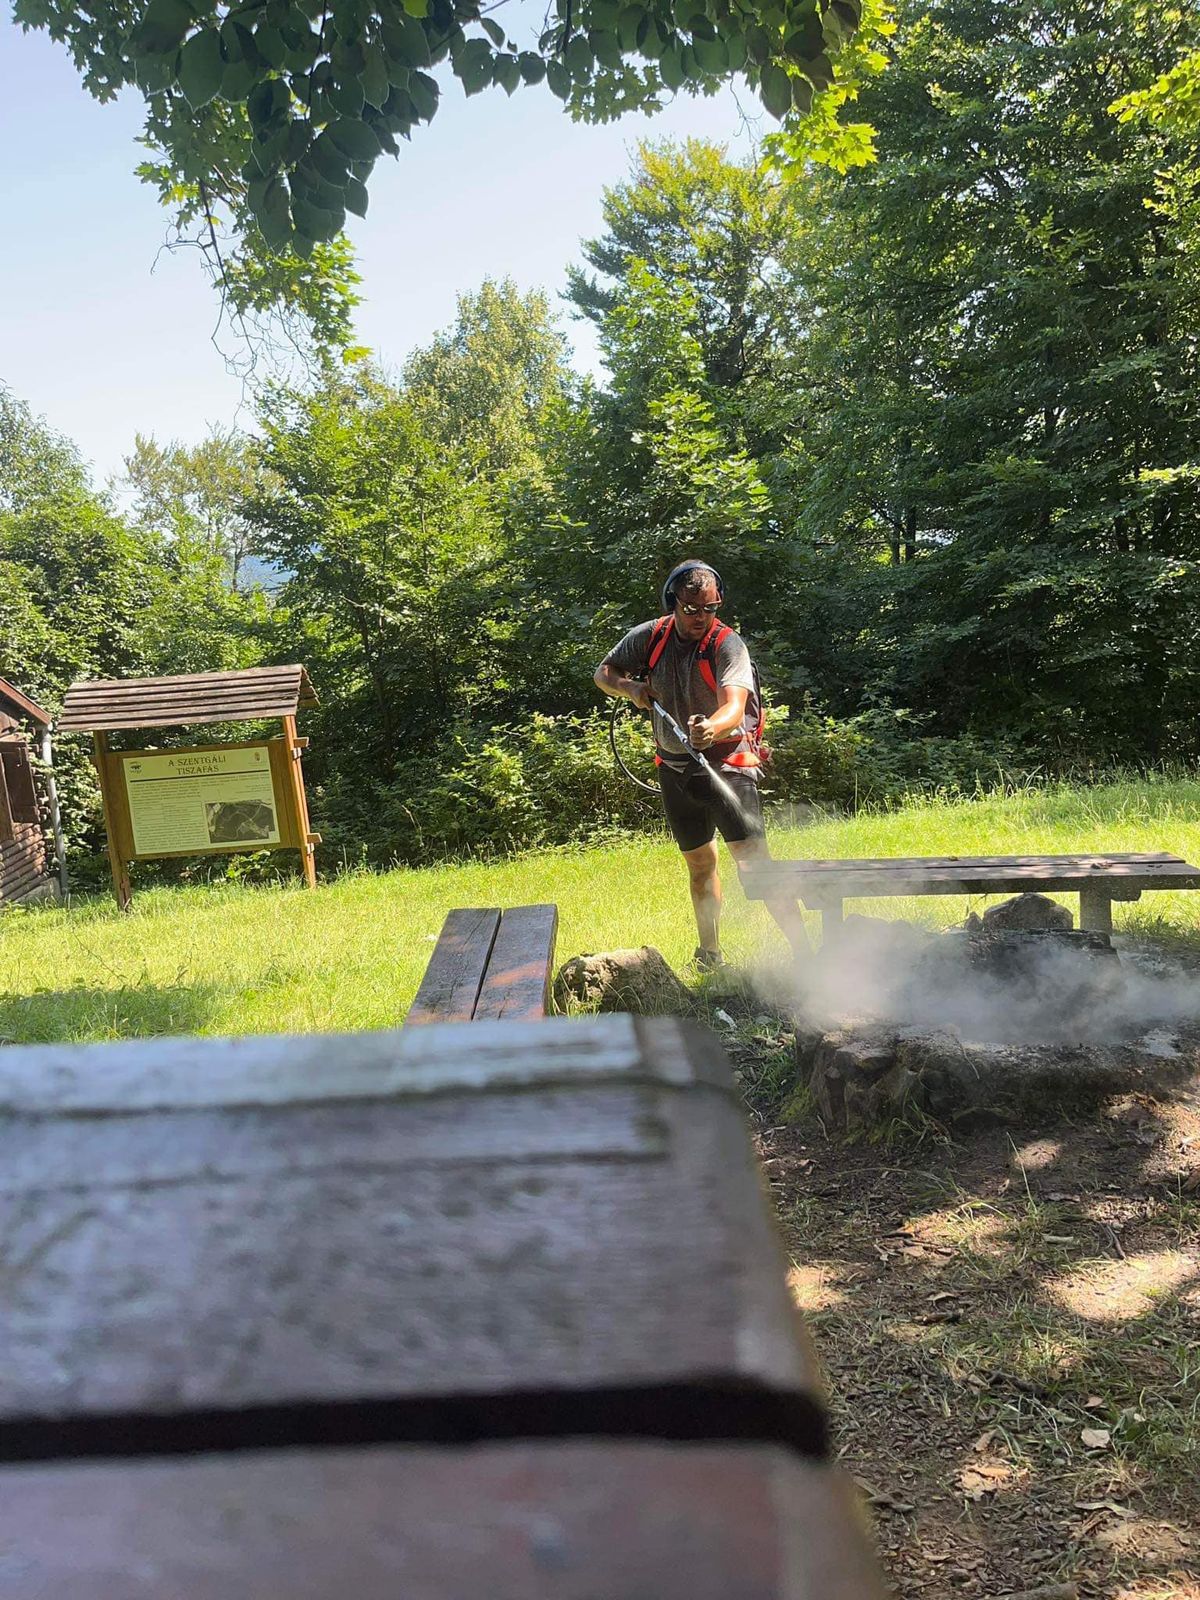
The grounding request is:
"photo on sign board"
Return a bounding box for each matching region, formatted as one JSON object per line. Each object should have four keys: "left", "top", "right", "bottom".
{"left": 205, "top": 799, "right": 275, "bottom": 844}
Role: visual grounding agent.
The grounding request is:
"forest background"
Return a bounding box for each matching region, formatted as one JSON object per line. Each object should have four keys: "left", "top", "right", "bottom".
{"left": 4, "top": 0, "right": 1200, "bottom": 888}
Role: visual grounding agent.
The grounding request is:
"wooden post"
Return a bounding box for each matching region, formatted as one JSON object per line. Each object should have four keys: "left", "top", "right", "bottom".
{"left": 282, "top": 714, "right": 318, "bottom": 889}
{"left": 1079, "top": 885, "right": 1113, "bottom": 935}
{"left": 816, "top": 899, "right": 844, "bottom": 948}
{"left": 41, "top": 726, "right": 69, "bottom": 899}
{"left": 93, "top": 731, "right": 131, "bottom": 911}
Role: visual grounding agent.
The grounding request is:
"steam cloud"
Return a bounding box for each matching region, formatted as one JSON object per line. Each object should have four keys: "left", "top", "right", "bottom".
{"left": 772, "top": 917, "right": 1200, "bottom": 1048}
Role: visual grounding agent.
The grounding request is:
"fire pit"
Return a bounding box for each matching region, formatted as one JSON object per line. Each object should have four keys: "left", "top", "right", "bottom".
{"left": 785, "top": 895, "right": 1200, "bottom": 1131}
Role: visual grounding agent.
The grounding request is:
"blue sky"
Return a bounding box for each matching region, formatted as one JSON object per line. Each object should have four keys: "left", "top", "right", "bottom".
{"left": 1, "top": 18, "right": 764, "bottom": 485}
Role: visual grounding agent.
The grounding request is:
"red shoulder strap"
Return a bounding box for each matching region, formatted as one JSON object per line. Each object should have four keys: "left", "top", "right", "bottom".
{"left": 696, "top": 622, "right": 732, "bottom": 693}
{"left": 646, "top": 615, "right": 674, "bottom": 673}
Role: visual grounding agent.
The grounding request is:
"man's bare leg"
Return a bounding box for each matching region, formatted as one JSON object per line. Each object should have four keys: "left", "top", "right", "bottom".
{"left": 682, "top": 839, "right": 722, "bottom": 956}
{"left": 727, "top": 837, "right": 812, "bottom": 958}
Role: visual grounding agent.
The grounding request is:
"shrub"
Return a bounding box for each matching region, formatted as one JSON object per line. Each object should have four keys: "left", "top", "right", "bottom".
{"left": 313, "top": 710, "right": 660, "bottom": 868}
{"left": 308, "top": 703, "right": 1025, "bottom": 871}
{"left": 763, "top": 704, "right": 1022, "bottom": 811}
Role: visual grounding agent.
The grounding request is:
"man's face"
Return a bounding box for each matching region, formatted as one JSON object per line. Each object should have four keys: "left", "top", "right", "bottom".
{"left": 673, "top": 574, "right": 721, "bottom": 641}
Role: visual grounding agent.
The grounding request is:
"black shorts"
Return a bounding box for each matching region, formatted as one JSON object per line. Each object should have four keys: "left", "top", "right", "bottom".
{"left": 658, "top": 763, "right": 765, "bottom": 853}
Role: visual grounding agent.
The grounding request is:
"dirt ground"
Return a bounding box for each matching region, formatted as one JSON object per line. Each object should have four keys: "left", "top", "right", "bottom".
{"left": 731, "top": 1026, "right": 1200, "bottom": 1600}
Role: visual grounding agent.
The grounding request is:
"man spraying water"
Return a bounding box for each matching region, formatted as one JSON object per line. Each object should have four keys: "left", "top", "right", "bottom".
{"left": 594, "top": 561, "right": 810, "bottom": 969}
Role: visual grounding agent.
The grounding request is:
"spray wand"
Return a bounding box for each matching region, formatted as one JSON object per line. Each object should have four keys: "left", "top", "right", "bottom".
{"left": 609, "top": 696, "right": 746, "bottom": 822}
{"left": 651, "top": 700, "right": 714, "bottom": 775}
{"left": 652, "top": 700, "right": 749, "bottom": 823}
{"left": 607, "top": 693, "right": 711, "bottom": 793}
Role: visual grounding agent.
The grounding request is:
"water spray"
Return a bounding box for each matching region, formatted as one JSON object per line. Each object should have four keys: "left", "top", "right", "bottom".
{"left": 608, "top": 694, "right": 753, "bottom": 829}
{"left": 608, "top": 696, "right": 751, "bottom": 823}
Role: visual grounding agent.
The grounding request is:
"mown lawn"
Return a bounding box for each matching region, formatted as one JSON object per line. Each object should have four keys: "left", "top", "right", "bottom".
{"left": 4, "top": 776, "right": 1200, "bottom": 1045}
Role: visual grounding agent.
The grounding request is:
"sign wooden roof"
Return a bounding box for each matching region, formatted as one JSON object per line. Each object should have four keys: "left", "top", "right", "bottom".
{"left": 58, "top": 666, "right": 318, "bottom": 733}
{"left": 0, "top": 677, "right": 51, "bottom": 727}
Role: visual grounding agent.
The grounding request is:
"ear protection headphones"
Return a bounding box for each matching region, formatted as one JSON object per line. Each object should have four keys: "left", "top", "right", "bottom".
{"left": 661, "top": 561, "right": 725, "bottom": 613}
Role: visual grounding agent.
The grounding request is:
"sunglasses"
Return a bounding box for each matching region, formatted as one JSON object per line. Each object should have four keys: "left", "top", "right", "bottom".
{"left": 678, "top": 601, "right": 721, "bottom": 616}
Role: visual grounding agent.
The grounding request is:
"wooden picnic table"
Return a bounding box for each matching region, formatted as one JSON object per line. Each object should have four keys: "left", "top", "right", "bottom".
{"left": 0, "top": 1014, "right": 883, "bottom": 1598}
{"left": 739, "top": 851, "right": 1200, "bottom": 940}
{"left": 405, "top": 903, "right": 559, "bottom": 1023}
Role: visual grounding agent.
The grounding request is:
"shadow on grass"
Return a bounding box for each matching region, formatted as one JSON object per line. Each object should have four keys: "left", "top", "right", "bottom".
{"left": 0, "top": 980, "right": 224, "bottom": 1045}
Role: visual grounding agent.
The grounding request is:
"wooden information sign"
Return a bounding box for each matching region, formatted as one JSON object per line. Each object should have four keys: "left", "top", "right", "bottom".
{"left": 120, "top": 743, "right": 284, "bottom": 856}
{"left": 58, "top": 666, "right": 319, "bottom": 910}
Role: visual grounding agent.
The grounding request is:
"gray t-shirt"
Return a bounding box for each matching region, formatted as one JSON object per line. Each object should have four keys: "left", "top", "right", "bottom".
{"left": 602, "top": 620, "right": 758, "bottom": 775}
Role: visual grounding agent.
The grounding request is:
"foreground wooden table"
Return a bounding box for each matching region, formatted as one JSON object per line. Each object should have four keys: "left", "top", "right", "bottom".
{"left": 0, "top": 1015, "right": 883, "bottom": 1598}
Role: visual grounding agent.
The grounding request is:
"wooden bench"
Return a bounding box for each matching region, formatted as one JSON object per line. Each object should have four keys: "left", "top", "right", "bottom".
{"left": 406, "top": 903, "right": 559, "bottom": 1024}
{"left": 0, "top": 1015, "right": 884, "bottom": 1598}
{"left": 740, "top": 851, "right": 1200, "bottom": 942}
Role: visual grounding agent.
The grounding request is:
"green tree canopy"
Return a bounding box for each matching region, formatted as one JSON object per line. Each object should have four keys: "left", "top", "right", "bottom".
{"left": 0, "top": 388, "right": 91, "bottom": 516}
{"left": 122, "top": 426, "right": 268, "bottom": 590}
{"left": 247, "top": 367, "right": 499, "bottom": 760}
{"left": 402, "top": 279, "right": 572, "bottom": 482}
{"left": 13, "top": 0, "right": 888, "bottom": 344}
{"left": 785, "top": 0, "right": 1200, "bottom": 755}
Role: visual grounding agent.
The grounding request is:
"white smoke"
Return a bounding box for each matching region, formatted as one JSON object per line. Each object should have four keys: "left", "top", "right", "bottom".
{"left": 763, "top": 916, "right": 1200, "bottom": 1047}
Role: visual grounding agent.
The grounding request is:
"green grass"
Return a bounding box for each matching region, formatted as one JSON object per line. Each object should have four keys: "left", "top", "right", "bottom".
{"left": 5, "top": 775, "right": 1200, "bottom": 1045}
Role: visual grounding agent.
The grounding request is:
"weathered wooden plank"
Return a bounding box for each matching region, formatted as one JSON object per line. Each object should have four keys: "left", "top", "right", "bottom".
{"left": 0, "top": 823, "right": 42, "bottom": 849}
{"left": 1, "top": 876, "right": 49, "bottom": 909}
{"left": 63, "top": 666, "right": 305, "bottom": 693}
{"left": 63, "top": 682, "right": 298, "bottom": 705}
{"left": 0, "top": 1015, "right": 885, "bottom": 1596}
{"left": 0, "top": 1018, "right": 818, "bottom": 1429}
{"left": 5, "top": 878, "right": 56, "bottom": 906}
{"left": 0, "top": 855, "right": 46, "bottom": 890}
{"left": 0, "top": 756, "right": 13, "bottom": 844}
{"left": 406, "top": 908, "right": 501, "bottom": 1024}
{"left": 475, "top": 904, "right": 559, "bottom": 1021}
{"left": 0, "top": 1443, "right": 884, "bottom": 1600}
{"left": 741, "top": 860, "right": 1200, "bottom": 903}
{"left": 2, "top": 837, "right": 46, "bottom": 866}
{"left": 0, "top": 676, "right": 51, "bottom": 725}
{"left": 758, "top": 852, "right": 1182, "bottom": 872}
{"left": 0, "top": 837, "right": 47, "bottom": 878}
{"left": 61, "top": 696, "right": 302, "bottom": 722}
{"left": 62, "top": 714, "right": 298, "bottom": 736}
{"left": 0, "top": 1014, "right": 731, "bottom": 1114}
{"left": 63, "top": 689, "right": 297, "bottom": 710}
{"left": 58, "top": 666, "right": 317, "bottom": 730}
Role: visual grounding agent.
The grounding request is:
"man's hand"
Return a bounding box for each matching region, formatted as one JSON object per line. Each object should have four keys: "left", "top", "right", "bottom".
{"left": 594, "top": 663, "right": 654, "bottom": 713}
{"left": 688, "top": 715, "right": 718, "bottom": 750}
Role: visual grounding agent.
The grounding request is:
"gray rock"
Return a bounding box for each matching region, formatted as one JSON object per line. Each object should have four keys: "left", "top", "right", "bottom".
{"left": 980, "top": 892, "right": 1074, "bottom": 933}
{"left": 795, "top": 1017, "right": 1200, "bottom": 1133}
{"left": 553, "top": 947, "right": 693, "bottom": 1016}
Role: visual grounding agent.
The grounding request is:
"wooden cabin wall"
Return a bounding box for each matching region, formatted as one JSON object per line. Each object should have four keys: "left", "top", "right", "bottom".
{"left": 0, "top": 707, "right": 51, "bottom": 907}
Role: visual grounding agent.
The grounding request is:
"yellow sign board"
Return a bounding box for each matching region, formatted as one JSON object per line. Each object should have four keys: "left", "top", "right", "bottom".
{"left": 122, "top": 744, "right": 283, "bottom": 858}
